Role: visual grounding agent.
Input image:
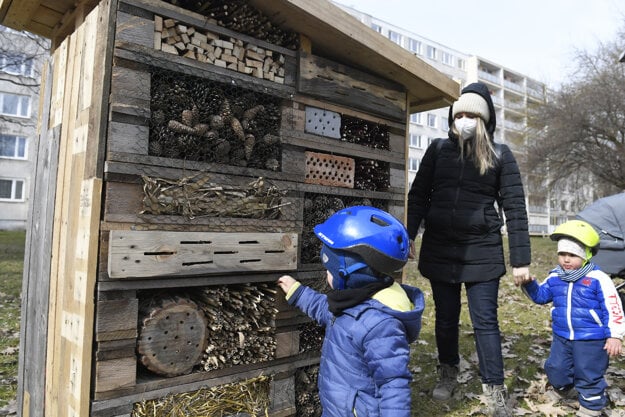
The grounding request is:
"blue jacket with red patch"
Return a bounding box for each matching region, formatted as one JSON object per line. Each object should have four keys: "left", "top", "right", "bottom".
{"left": 523, "top": 264, "right": 625, "bottom": 341}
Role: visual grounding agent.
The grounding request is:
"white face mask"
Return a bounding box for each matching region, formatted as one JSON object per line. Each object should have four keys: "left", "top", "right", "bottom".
{"left": 454, "top": 117, "right": 477, "bottom": 139}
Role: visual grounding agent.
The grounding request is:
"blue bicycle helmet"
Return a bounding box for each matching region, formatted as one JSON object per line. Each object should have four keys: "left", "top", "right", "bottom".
{"left": 314, "top": 206, "right": 410, "bottom": 289}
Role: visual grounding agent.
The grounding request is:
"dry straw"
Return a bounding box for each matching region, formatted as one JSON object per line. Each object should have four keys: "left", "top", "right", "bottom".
{"left": 132, "top": 375, "right": 270, "bottom": 417}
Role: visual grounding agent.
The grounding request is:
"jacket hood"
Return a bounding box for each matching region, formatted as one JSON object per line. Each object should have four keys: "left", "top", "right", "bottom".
{"left": 448, "top": 82, "right": 496, "bottom": 136}
{"left": 355, "top": 284, "right": 425, "bottom": 343}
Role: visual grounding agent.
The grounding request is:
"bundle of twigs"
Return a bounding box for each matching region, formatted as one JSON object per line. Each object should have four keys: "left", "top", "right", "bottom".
{"left": 295, "top": 366, "right": 321, "bottom": 417}
{"left": 301, "top": 195, "right": 381, "bottom": 264}
{"left": 132, "top": 375, "right": 270, "bottom": 417}
{"left": 192, "top": 283, "right": 278, "bottom": 371}
{"left": 340, "top": 115, "right": 390, "bottom": 150}
{"left": 141, "top": 172, "right": 289, "bottom": 219}
{"left": 354, "top": 159, "right": 390, "bottom": 191}
{"left": 298, "top": 322, "right": 324, "bottom": 353}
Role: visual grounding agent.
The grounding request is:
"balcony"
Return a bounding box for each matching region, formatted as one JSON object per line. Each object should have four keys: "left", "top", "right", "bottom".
{"left": 504, "top": 100, "right": 525, "bottom": 111}
{"left": 503, "top": 79, "right": 523, "bottom": 93}
{"left": 478, "top": 70, "right": 500, "bottom": 84}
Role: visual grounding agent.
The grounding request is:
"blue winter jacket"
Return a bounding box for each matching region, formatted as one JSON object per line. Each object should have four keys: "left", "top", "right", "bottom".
{"left": 287, "top": 283, "right": 425, "bottom": 417}
{"left": 523, "top": 264, "right": 625, "bottom": 341}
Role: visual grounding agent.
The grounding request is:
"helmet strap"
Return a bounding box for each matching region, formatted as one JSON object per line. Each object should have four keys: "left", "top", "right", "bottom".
{"left": 336, "top": 261, "right": 368, "bottom": 290}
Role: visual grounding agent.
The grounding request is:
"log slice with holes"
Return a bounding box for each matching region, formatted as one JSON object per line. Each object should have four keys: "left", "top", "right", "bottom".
{"left": 137, "top": 295, "right": 208, "bottom": 377}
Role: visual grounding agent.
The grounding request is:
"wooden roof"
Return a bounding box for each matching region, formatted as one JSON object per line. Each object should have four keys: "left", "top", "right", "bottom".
{"left": 0, "top": 0, "right": 459, "bottom": 112}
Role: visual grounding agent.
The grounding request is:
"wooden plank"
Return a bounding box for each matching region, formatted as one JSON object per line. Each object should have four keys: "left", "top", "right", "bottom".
{"left": 45, "top": 14, "right": 81, "bottom": 414}
{"left": 115, "top": 10, "right": 153, "bottom": 48}
{"left": 107, "top": 121, "right": 149, "bottom": 154}
{"left": 45, "top": 3, "right": 111, "bottom": 416}
{"left": 103, "top": 182, "right": 143, "bottom": 219}
{"left": 298, "top": 52, "right": 406, "bottom": 122}
{"left": 269, "top": 374, "right": 295, "bottom": 412}
{"left": 275, "top": 331, "right": 299, "bottom": 359}
{"left": 389, "top": 165, "right": 406, "bottom": 190}
{"left": 96, "top": 338, "right": 137, "bottom": 360}
{"left": 95, "top": 299, "right": 139, "bottom": 341}
{"left": 17, "top": 61, "right": 58, "bottom": 417}
{"left": 280, "top": 146, "right": 305, "bottom": 177}
{"left": 2, "top": 0, "right": 41, "bottom": 32}
{"left": 110, "top": 65, "right": 150, "bottom": 119}
{"left": 108, "top": 230, "right": 298, "bottom": 278}
{"left": 94, "top": 357, "right": 137, "bottom": 393}
{"left": 98, "top": 272, "right": 291, "bottom": 292}
{"left": 31, "top": 5, "right": 63, "bottom": 29}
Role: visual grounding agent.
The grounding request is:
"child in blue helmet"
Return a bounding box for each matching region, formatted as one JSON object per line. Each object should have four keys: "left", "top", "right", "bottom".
{"left": 521, "top": 220, "right": 625, "bottom": 417}
{"left": 277, "top": 206, "right": 425, "bottom": 417}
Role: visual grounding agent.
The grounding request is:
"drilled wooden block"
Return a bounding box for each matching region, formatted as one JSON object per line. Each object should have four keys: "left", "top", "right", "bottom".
{"left": 137, "top": 296, "right": 208, "bottom": 377}
{"left": 304, "top": 151, "right": 354, "bottom": 189}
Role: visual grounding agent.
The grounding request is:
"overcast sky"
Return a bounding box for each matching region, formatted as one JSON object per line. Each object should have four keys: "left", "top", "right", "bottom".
{"left": 333, "top": 0, "right": 625, "bottom": 87}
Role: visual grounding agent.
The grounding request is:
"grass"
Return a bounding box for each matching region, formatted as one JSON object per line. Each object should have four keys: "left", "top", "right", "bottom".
{"left": 0, "top": 231, "right": 24, "bottom": 412}
{"left": 405, "top": 236, "right": 625, "bottom": 416}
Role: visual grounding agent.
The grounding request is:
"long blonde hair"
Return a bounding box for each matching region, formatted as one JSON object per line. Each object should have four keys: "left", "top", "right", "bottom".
{"left": 452, "top": 118, "right": 497, "bottom": 175}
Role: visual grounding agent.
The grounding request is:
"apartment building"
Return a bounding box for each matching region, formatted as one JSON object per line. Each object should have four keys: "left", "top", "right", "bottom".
{"left": 335, "top": 3, "right": 591, "bottom": 235}
{"left": 0, "top": 27, "right": 48, "bottom": 230}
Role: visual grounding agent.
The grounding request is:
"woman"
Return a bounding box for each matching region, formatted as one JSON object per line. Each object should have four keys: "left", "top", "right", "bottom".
{"left": 407, "top": 82, "right": 531, "bottom": 417}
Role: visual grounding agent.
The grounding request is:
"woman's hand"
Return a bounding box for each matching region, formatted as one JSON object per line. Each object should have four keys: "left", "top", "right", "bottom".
{"left": 512, "top": 266, "right": 530, "bottom": 286}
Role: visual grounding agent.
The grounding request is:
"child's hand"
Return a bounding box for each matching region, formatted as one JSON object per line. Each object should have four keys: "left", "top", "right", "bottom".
{"left": 408, "top": 240, "right": 416, "bottom": 259}
{"left": 277, "top": 275, "right": 297, "bottom": 294}
{"left": 604, "top": 337, "right": 622, "bottom": 357}
{"left": 517, "top": 275, "right": 535, "bottom": 287}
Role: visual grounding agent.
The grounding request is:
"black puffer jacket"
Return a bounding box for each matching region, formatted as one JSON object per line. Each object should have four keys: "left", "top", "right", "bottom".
{"left": 407, "top": 82, "right": 530, "bottom": 283}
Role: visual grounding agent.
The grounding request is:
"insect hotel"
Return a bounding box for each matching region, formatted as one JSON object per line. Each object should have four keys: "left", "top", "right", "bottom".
{"left": 3, "top": 0, "right": 458, "bottom": 415}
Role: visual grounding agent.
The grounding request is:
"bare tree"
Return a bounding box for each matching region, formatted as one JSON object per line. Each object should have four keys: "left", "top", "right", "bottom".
{"left": 526, "top": 27, "right": 625, "bottom": 195}
{"left": 0, "top": 26, "right": 49, "bottom": 90}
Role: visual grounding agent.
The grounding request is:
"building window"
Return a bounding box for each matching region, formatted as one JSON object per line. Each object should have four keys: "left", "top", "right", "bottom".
{"left": 441, "top": 117, "right": 449, "bottom": 131}
{"left": 0, "top": 92, "right": 31, "bottom": 117}
{"left": 0, "top": 134, "right": 27, "bottom": 158}
{"left": 409, "top": 134, "right": 424, "bottom": 148}
{"left": 427, "top": 114, "right": 437, "bottom": 128}
{"left": 371, "top": 23, "right": 382, "bottom": 33}
{"left": 408, "top": 157, "right": 419, "bottom": 172}
{"left": 457, "top": 58, "right": 466, "bottom": 70}
{"left": 0, "top": 178, "right": 24, "bottom": 201}
{"left": 408, "top": 38, "right": 421, "bottom": 54}
{"left": 388, "top": 30, "right": 402, "bottom": 45}
{"left": 441, "top": 51, "right": 453, "bottom": 66}
{"left": 0, "top": 53, "right": 34, "bottom": 77}
{"left": 410, "top": 113, "right": 423, "bottom": 125}
{"left": 426, "top": 45, "right": 437, "bottom": 60}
